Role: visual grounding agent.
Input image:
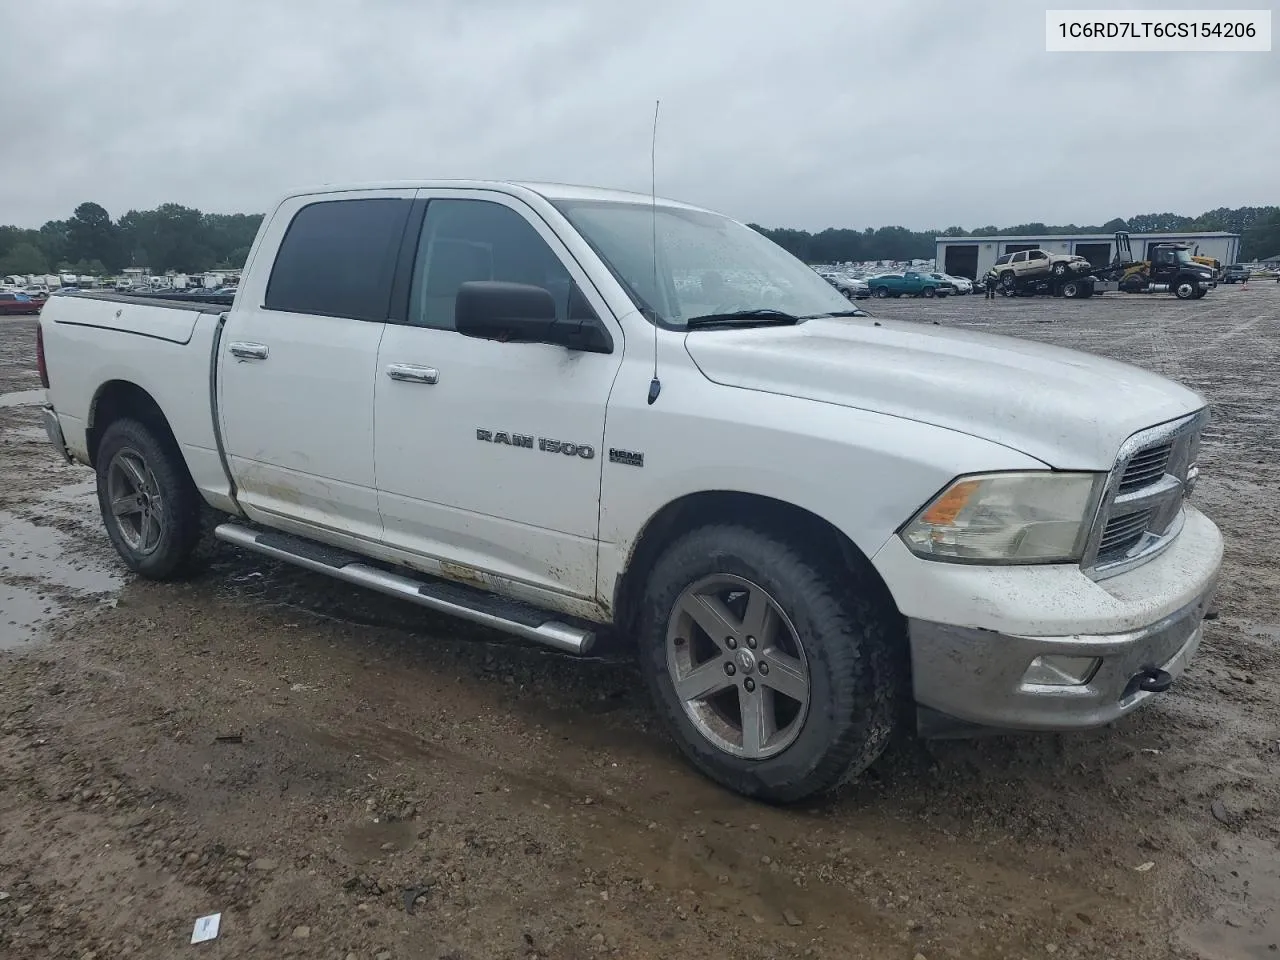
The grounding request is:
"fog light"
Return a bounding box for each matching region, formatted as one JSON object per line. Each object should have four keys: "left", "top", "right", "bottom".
{"left": 1023, "top": 655, "right": 1101, "bottom": 686}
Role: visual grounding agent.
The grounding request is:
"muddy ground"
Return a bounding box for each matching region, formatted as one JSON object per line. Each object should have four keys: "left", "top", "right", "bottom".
{"left": 1, "top": 284, "right": 1278, "bottom": 960}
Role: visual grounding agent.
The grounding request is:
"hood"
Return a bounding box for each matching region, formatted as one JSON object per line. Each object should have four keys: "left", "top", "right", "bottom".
{"left": 683, "top": 317, "right": 1205, "bottom": 469}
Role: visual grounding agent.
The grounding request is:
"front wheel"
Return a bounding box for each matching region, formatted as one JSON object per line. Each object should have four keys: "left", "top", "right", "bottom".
{"left": 638, "top": 525, "right": 899, "bottom": 803}
{"left": 922, "top": 286, "right": 935, "bottom": 298}
{"left": 1174, "top": 278, "right": 1198, "bottom": 300}
{"left": 96, "top": 418, "right": 206, "bottom": 580}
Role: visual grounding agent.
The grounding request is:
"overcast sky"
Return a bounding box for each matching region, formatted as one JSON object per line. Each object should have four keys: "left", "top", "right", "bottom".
{"left": 1, "top": 0, "right": 1275, "bottom": 232}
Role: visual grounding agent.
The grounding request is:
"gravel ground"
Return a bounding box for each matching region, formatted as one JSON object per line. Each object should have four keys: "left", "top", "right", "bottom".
{"left": 1, "top": 284, "right": 1278, "bottom": 960}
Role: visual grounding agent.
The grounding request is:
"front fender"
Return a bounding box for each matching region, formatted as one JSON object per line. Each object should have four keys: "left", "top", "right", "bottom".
{"left": 597, "top": 362, "right": 1044, "bottom": 611}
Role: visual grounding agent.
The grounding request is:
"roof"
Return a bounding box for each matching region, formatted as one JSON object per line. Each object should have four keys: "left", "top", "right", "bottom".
{"left": 936, "top": 231, "right": 1239, "bottom": 243}
{"left": 277, "top": 179, "right": 709, "bottom": 212}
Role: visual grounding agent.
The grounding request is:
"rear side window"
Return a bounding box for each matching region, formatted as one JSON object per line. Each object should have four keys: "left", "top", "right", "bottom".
{"left": 265, "top": 198, "right": 411, "bottom": 321}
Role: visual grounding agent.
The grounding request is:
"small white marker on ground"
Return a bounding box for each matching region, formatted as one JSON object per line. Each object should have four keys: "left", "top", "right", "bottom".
{"left": 191, "top": 913, "right": 221, "bottom": 944}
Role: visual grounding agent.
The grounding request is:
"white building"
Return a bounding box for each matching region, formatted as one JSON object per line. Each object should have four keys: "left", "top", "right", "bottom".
{"left": 935, "top": 231, "right": 1241, "bottom": 280}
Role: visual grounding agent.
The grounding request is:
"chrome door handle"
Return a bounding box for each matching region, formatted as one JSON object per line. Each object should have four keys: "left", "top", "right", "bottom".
{"left": 228, "top": 341, "right": 269, "bottom": 361}
{"left": 386, "top": 363, "right": 439, "bottom": 385}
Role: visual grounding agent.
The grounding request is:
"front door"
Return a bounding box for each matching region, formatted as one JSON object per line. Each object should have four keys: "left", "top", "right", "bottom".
{"left": 374, "top": 191, "right": 624, "bottom": 600}
{"left": 219, "top": 190, "right": 415, "bottom": 542}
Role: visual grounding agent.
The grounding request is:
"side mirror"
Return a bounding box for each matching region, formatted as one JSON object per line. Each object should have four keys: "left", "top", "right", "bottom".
{"left": 455, "top": 281, "right": 612, "bottom": 354}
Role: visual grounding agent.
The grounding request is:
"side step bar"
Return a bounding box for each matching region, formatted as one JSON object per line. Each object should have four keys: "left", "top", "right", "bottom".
{"left": 213, "top": 523, "right": 595, "bottom": 655}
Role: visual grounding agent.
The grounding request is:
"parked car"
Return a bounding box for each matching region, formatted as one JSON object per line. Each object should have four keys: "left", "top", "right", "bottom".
{"left": 992, "top": 250, "right": 1092, "bottom": 285}
{"left": 1220, "top": 264, "right": 1251, "bottom": 283}
{"left": 823, "top": 275, "right": 870, "bottom": 299}
{"left": 868, "top": 270, "right": 953, "bottom": 298}
{"left": 930, "top": 272, "right": 973, "bottom": 294}
{"left": 38, "top": 179, "right": 1222, "bottom": 803}
{"left": 0, "top": 291, "right": 41, "bottom": 315}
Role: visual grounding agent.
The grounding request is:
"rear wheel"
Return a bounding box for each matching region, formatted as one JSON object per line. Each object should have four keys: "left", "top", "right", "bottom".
{"left": 96, "top": 418, "right": 205, "bottom": 580}
{"left": 874, "top": 286, "right": 889, "bottom": 299}
{"left": 638, "top": 525, "right": 900, "bottom": 803}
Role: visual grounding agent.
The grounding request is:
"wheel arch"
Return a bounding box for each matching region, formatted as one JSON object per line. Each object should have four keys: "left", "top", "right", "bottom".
{"left": 86, "top": 379, "right": 179, "bottom": 468}
{"left": 613, "top": 490, "right": 903, "bottom": 643}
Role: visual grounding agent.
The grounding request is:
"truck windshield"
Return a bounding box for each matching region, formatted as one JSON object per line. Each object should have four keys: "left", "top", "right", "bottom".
{"left": 551, "top": 199, "right": 854, "bottom": 328}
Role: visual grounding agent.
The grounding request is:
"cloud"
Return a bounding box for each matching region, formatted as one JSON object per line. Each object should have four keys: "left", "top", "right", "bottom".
{"left": 1, "top": 0, "right": 1273, "bottom": 231}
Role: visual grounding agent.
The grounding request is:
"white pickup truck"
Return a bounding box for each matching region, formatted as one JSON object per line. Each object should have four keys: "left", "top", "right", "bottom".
{"left": 36, "top": 181, "right": 1223, "bottom": 802}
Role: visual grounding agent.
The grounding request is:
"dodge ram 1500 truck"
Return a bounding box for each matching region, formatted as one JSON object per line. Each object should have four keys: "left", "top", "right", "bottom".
{"left": 36, "top": 181, "right": 1223, "bottom": 802}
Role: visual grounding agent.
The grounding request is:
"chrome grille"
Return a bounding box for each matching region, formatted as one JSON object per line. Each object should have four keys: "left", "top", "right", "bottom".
{"left": 1098, "top": 508, "right": 1155, "bottom": 561}
{"left": 1084, "top": 409, "right": 1207, "bottom": 579}
{"left": 1118, "top": 442, "right": 1173, "bottom": 493}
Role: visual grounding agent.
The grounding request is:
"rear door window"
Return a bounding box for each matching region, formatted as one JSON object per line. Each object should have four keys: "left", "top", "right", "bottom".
{"left": 265, "top": 198, "right": 412, "bottom": 321}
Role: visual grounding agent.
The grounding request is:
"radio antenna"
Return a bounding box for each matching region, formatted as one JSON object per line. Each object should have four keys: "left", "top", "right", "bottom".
{"left": 647, "top": 99, "right": 662, "bottom": 406}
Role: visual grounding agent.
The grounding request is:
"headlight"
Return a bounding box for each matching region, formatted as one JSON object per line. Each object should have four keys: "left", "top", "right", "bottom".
{"left": 900, "top": 472, "right": 1103, "bottom": 564}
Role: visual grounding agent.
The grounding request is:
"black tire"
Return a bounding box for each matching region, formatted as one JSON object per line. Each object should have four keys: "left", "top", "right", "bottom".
{"left": 1051, "top": 262, "right": 1066, "bottom": 277}
{"left": 874, "top": 286, "right": 889, "bottom": 299}
{"left": 1192, "top": 287, "right": 1208, "bottom": 299}
{"left": 637, "top": 524, "right": 900, "bottom": 804}
{"left": 95, "top": 417, "right": 206, "bottom": 580}
{"left": 922, "top": 286, "right": 935, "bottom": 298}
{"left": 1061, "top": 280, "right": 1081, "bottom": 299}
{"left": 1174, "top": 277, "right": 1197, "bottom": 300}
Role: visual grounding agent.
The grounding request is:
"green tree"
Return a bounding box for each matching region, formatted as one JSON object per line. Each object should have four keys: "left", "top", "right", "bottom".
{"left": 38, "top": 220, "right": 69, "bottom": 268}
{"left": 67, "top": 202, "right": 123, "bottom": 271}
{"left": 118, "top": 204, "right": 215, "bottom": 272}
{"left": 1241, "top": 209, "right": 1280, "bottom": 260}
{"left": 0, "top": 242, "right": 49, "bottom": 276}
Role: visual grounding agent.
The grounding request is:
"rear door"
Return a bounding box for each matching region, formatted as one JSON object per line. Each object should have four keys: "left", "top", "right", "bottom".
{"left": 218, "top": 190, "right": 414, "bottom": 542}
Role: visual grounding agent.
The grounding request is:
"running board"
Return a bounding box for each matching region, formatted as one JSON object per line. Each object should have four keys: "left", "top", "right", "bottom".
{"left": 213, "top": 523, "right": 595, "bottom": 655}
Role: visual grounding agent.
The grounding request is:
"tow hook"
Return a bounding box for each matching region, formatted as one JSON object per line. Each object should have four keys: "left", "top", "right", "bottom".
{"left": 1135, "top": 667, "right": 1173, "bottom": 693}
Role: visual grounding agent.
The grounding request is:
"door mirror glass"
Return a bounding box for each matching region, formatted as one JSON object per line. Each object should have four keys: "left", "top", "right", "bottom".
{"left": 456, "top": 281, "right": 611, "bottom": 353}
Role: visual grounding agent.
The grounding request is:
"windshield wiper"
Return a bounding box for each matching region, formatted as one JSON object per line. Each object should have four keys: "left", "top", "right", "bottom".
{"left": 685, "top": 309, "right": 800, "bottom": 329}
{"left": 801, "top": 309, "right": 869, "bottom": 319}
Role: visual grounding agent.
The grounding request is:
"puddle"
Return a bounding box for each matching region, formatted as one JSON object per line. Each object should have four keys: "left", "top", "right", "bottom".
{"left": 0, "top": 511, "right": 123, "bottom": 594}
{"left": 1182, "top": 836, "right": 1280, "bottom": 959}
{"left": 340, "top": 818, "right": 418, "bottom": 863}
{"left": 0, "top": 583, "right": 62, "bottom": 650}
{"left": 0, "top": 389, "right": 44, "bottom": 408}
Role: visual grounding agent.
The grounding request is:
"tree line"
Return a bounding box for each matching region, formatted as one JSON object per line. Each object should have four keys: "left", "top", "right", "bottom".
{"left": 748, "top": 205, "right": 1280, "bottom": 264}
{"left": 0, "top": 202, "right": 262, "bottom": 277}
{"left": 2, "top": 200, "right": 1277, "bottom": 278}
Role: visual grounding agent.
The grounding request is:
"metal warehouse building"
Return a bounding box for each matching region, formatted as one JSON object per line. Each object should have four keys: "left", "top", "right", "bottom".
{"left": 935, "top": 231, "right": 1242, "bottom": 280}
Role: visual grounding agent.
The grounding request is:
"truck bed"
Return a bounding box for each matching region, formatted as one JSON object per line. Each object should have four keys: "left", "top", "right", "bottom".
{"left": 39, "top": 291, "right": 236, "bottom": 510}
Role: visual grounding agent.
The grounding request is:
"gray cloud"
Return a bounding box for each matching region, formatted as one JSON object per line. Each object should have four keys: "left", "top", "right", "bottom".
{"left": 1, "top": 0, "right": 1274, "bottom": 231}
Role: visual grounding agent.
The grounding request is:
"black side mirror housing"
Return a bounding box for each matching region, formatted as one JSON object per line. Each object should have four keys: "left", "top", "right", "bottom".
{"left": 455, "top": 281, "right": 612, "bottom": 354}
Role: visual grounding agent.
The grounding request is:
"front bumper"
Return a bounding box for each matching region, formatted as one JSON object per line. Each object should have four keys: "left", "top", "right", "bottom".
{"left": 909, "top": 585, "right": 1212, "bottom": 733}
{"left": 873, "top": 504, "right": 1223, "bottom": 733}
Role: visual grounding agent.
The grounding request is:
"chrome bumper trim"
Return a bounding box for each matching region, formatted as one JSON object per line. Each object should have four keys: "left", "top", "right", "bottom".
{"left": 909, "top": 581, "right": 1215, "bottom": 734}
